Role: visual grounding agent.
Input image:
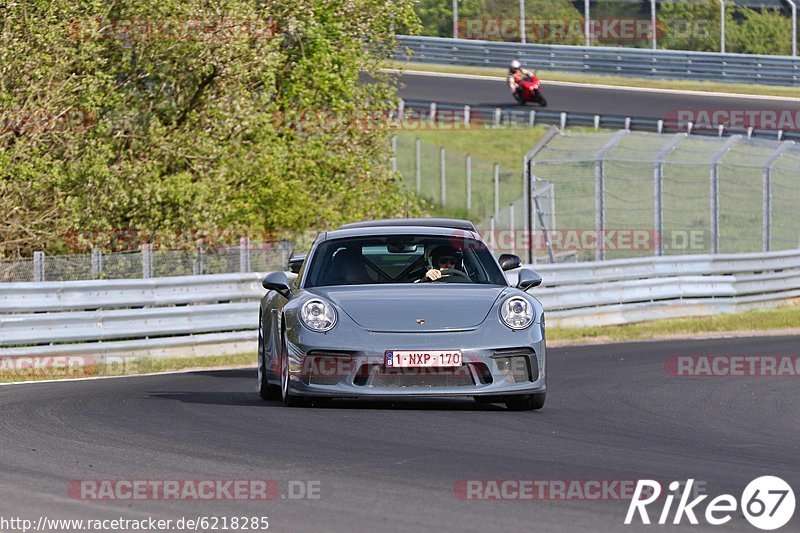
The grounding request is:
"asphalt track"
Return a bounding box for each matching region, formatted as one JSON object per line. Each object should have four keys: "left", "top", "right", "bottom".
{"left": 394, "top": 71, "right": 800, "bottom": 119}
{"left": 1, "top": 335, "right": 799, "bottom": 532}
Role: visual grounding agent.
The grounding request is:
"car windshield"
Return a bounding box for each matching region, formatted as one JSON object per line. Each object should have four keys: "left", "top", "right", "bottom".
{"left": 304, "top": 235, "right": 507, "bottom": 287}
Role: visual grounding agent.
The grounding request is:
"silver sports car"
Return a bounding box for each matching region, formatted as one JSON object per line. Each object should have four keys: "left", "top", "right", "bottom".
{"left": 257, "top": 218, "right": 547, "bottom": 410}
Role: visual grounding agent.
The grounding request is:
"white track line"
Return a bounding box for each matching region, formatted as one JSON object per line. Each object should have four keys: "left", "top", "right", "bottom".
{"left": 0, "top": 364, "right": 256, "bottom": 387}
{"left": 385, "top": 68, "right": 800, "bottom": 103}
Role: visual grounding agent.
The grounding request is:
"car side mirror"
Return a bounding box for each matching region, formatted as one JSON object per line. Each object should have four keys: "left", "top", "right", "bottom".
{"left": 498, "top": 253, "right": 521, "bottom": 271}
{"left": 287, "top": 253, "right": 306, "bottom": 274}
{"left": 262, "top": 271, "right": 292, "bottom": 298}
{"left": 517, "top": 268, "right": 542, "bottom": 290}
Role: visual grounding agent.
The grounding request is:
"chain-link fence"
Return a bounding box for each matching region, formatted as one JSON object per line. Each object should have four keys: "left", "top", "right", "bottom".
{"left": 525, "top": 129, "right": 800, "bottom": 262}
{"left": 0, "top": 240, "right": 290, "bottom": 283}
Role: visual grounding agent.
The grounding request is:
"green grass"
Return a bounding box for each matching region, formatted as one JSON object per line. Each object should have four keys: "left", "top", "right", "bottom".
{"left": 391, "top": 61, "right": 800, "bottom": 99}
{"left": 0, "top": 353, "right": 257, "bottom": 384}
{"left": 548, "top": 301, "right": 800, "bottom": 344}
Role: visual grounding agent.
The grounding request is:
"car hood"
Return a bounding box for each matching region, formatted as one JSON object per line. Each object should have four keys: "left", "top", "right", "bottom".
{"left": 309, "top": 285, "right": 507, "bottom": 332}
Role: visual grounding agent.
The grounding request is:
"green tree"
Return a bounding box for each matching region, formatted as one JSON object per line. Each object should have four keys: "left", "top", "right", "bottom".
{"left": 0, "top": 0, "right": 423, "bottom": 258}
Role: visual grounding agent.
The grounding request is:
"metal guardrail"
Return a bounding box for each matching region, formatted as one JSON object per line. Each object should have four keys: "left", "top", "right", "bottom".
{"left": 397, "top": 35, "right": 800, "bottom": 87}
{"left": 1, "top": 251, "right": 798, "bottom": 359}
{"left": 400, "top": 100, "right": 800, "bottom": 142}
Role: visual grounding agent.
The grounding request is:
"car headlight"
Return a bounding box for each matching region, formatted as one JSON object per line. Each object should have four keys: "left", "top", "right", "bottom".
{"left": 300, "top": 299, "right": 337, "bottom": 332}
{"left": 500, "top": 297, "right": 533, "bottom": 330}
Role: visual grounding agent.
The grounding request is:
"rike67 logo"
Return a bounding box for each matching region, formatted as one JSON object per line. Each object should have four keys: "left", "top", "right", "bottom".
{"left": 625, "top": 477, "right": 796, "bottom": 530}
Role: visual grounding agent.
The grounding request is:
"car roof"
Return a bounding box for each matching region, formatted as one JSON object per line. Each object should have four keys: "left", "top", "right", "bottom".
{"left": 321, "top": 224, "right": 481, "bottom": 242}
{"left": 338, "top": 218, "right": 477, "bottom": 232}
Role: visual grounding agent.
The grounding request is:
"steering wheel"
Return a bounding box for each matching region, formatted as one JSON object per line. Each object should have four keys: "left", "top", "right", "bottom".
{"left": 432, "top": 268, "right": 471, "bottom": 283}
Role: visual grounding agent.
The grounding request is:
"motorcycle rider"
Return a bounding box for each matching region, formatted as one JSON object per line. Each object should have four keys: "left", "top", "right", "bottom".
{"left": 507, "top": 59, "right": 536, "bottom": 98}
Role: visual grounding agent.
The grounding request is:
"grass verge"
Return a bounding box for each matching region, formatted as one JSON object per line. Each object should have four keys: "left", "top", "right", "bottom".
{"left": 547, "top": 301, "right": 800, "bottom": 345}
{"left": 0, "top": 352, "right": 257, "bottom": 384}
{"left": 391, "top": 61, "right": 800, "bottom": 99}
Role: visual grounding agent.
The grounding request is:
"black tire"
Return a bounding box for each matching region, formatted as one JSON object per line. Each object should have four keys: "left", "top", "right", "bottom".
{"left": 513, "top": 93, "right": 526, "bottom": 105}
{"left": 534, "top": 92, "right": 547, "bottom": 107}
{"left": 280, "top": 334, "right": 306, "bottom": 407}
{"left": 258, "top": 316, "right": 280, "bottom": 401}
{"left": 505, "top": 392, "right": 546, "bottom": 411}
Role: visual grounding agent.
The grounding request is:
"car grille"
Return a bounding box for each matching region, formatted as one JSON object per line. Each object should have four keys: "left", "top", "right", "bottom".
{"left": 356, "top": 364, "right": 475, "bottom": 388}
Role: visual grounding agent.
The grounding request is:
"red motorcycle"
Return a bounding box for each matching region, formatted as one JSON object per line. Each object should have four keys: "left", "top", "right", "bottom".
{"left": 513, "top": 72, "right": 547, "bottom": 107}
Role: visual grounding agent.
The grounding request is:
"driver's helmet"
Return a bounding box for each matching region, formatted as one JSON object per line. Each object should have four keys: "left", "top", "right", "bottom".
{"left": 430, "top": 245, "right": 463, "bottom": 271}
{"left": 509, "top": 59, "right": 522, "bottom": 73}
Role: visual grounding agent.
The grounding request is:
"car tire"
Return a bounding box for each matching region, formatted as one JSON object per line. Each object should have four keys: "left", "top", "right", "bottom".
{"left": 505, "top": 392, "right": 546, "bottom": 411}
{"left": 280, "top": 335, "right": 306, "bottom": 408}
{"left": 258, "top": 316, "right": 281, "bottom": 401}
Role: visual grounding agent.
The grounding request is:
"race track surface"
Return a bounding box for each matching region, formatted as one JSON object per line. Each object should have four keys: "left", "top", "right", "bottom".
{"left": 1, "top": 335, "right": 798, "bottom": 532}
{"left": 394, "top": 71, "right": 800, "bottom": 119}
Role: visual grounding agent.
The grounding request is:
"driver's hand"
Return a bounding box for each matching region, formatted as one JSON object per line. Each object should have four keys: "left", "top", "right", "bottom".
{"left": 424, "top": 268, "right": 442, "bottom": 281}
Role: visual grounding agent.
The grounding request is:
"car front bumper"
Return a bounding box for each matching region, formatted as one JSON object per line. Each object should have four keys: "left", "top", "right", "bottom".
{"left": 283, "top": 321, "right": 546, "bottom": 398}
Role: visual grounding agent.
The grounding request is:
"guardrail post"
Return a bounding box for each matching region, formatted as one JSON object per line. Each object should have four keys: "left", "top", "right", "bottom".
{"left": 415, "top": 138, "right": 421, "bottom": 193}
{"left": 466, "top": 154, "right": 472, "bottom": 211}
{"left": 625, "top": 117, "right": 631, "bottom": 131}
{"left": 464, "top": 105, "right": 470, "bottom": 126}
{"left": 429, "top": 102, "right": 436, "bottom": 123}
{"left": 141, "top": 244, "right": 152, "bottom": 278}
{"left": 33, "top": 251, "right": 45, "bottom": 282}
{"left": 560, "top": 112, "right": 567, "bottom": 130}
{"left": 440, "top": 147, "right": 446, "bottom": 207}
{"left": 594, "top": 115, "right": 600, "bottom": 130}
{"left": 90, "top": 248, "right": 103, "bottom": 279}
{"left": 494, "top": 107, "right": 501, "bottom": 127}
{"left": 657, "top": 119, "right": 663, "bottom": 134}
{"left": 240, "top": 237, "right": 251, "bottom": 272}
{"left": 397, "top": 100, "right": 405, "bottom": 121}
{"left": 529, "top": 110, "right": 536, "bottom": 127}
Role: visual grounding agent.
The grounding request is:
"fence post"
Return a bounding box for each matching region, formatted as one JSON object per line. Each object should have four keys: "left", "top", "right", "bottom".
{"left": 762, "top": 141, "right": 793, "bottom": 252}
{"left": 429, "top": 102, "right": 437, "bottom": 123}
{"left": 391, "top": 135, "right": 397, "bottom": 174}
{"left": 464, "top": 105, "right": 470, "bottom": 126}
{"left": 493, "top": 163, "right": 500, "bottom": 219}
{"left": 141, "top": 244, "right": 152, "bottom": 278}
{"left": 710, "top": 135, "right": 740, "bottom": 254}
{"left": 398, "top": 99, "right": 405, "bottom": 121}
{"left": 194, "top": 246, "right": 205, "bottom": 275}
{"left": 654, "top": 133, "right": 686, "bottom": 256}
{"left": 509, "top": 203, "right": 516, "bottom": 256}
{"left": 720, "top": 0, "right": 726, "bottom": 54}
{"left": 466, "top": 154, "right": 472, "bottom": 212}
{"left": 594, "top": 130, "right": 628, "bottom": 261}
{"left": 240, "top": 237, "right": 251, "bottom": 272}
{"left": 33, "top": 251, "right": 45, "bottom": 282}
{"left": 91, "top": 248, "right": 103, "bottom": 279}
{"left": 415, "top": 138, "right": 421, "bottom": 193}
{"left": 440, "top": 147, "right": 446, "bottom": 207}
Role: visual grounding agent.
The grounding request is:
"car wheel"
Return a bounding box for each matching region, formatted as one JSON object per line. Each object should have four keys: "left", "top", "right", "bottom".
{"left": 280, "top": 335, "right": 306, "bottom": 407}
{"left": 258, "top": 319, "right": 281, "bottom": 401}
{"left": 505, "top": 393, "right": 546, "bottom": 411}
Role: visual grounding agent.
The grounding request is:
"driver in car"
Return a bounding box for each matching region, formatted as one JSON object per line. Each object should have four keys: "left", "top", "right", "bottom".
{"left": 417, "top": 245, "right": 466, "bottom": 282}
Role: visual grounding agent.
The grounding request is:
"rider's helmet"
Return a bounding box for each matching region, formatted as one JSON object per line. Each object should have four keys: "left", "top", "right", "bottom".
{"left": 509, "top": 60, "right": 522, "bottom": 73}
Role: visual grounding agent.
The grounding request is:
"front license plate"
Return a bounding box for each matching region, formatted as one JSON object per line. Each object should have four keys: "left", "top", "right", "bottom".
{"left": 385, "top": 350, "right": 462, "bottom": 368}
